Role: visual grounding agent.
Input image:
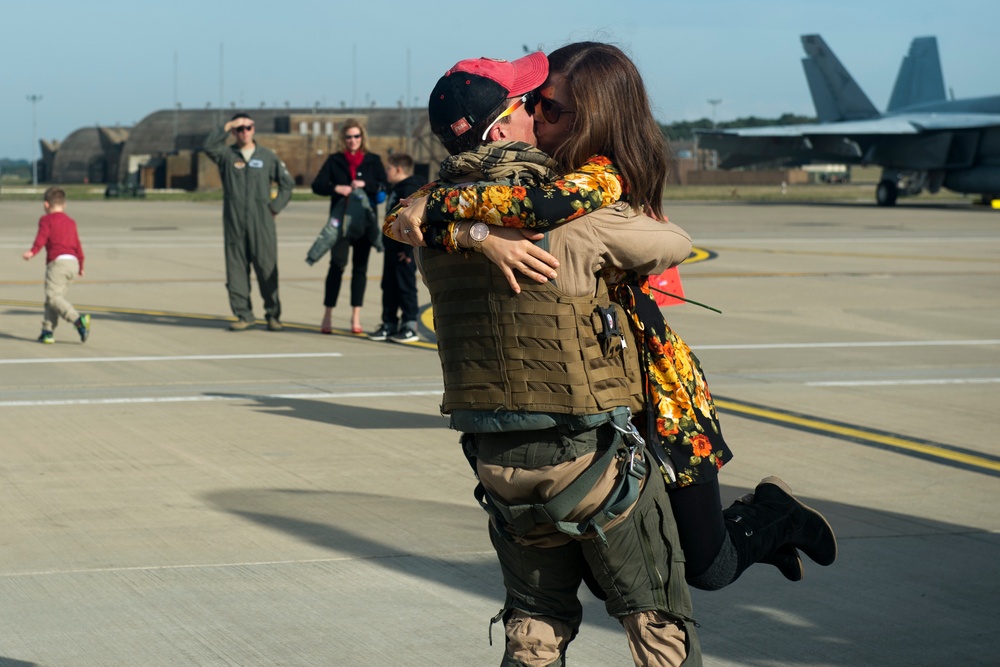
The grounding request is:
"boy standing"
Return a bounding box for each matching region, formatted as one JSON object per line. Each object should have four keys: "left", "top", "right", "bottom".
{"left": 368, "top": 154, "right": 426, "bottom": 344}
{"left": 22, "top": 187, "right": 91, "bottom": 344}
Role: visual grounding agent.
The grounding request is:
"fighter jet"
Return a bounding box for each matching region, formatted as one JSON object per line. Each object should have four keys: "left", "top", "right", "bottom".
{"left": 696, "top": 35, "right": 1000, "bottom": 206}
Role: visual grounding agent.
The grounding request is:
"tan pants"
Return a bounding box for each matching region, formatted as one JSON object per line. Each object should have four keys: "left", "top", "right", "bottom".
{"left": 474, "top": 423, "right": 699, "bottom": 667}
{"left": 43, "top": 258, "right": 79, "bottom": 332}
{"left": 505, "top": 609, "right": 688, "bottom": 666}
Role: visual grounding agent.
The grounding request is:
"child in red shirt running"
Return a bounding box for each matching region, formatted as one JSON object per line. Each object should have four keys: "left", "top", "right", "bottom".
{"left": 22, "top": 187, "right": 90, "bottom": 344}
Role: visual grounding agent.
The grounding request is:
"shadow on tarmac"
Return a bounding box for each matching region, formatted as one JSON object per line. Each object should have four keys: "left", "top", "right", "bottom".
{"left": 0, "top": 658, "right": 38, "bottom": 667}
{"left": 3, "top": 307, "right": 229, "bottom": 332}
{"left": 0, "top": 330, "right": 48, "bottom": 343}
{"left": 2, "top": 307, "right": 336, "bottom": 335}
{"left": 202, "top": 485, "right": 999, "bottom": 666}
{"left": 206, "top": 393, "right": 450, "bottom": 430}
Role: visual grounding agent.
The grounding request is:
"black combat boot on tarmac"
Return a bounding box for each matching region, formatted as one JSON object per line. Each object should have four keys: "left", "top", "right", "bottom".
{"left": 724, "top": 476, "right": 837, "bottom": 582}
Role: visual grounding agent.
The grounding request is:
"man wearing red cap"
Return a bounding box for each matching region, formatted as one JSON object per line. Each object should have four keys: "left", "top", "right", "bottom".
{"left": 427, "top": 52, "right": 547, "bottom": 153}
{"left": 388, "top": 52, "right": 699, "bottom": 666}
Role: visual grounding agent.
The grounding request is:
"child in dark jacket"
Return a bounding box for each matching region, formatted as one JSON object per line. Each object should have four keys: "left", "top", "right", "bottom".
{"left": 22, "top": 187, "right": 91, "bottom": 344}
{"left": 368, "top": 154, "right": 427, "bottom": 344}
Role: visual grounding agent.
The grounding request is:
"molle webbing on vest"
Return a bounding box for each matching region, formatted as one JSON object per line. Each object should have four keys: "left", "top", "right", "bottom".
{"left": 423, "top": 249, "right": 640, "bottom": 415}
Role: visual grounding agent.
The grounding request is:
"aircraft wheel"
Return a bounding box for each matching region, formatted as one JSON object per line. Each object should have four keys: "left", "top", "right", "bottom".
{"left": 876, "top": 180, "right": 898, "bottom": 206}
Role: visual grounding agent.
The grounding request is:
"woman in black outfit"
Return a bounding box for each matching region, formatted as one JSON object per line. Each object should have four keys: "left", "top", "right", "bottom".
{"left": 310, "top": 119, "right": 388, "bottom": 333}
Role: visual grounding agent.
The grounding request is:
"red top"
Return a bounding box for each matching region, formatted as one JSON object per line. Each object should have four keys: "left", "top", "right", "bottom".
{"left": 29, "top": 211, "right": 85, "bottom": 272}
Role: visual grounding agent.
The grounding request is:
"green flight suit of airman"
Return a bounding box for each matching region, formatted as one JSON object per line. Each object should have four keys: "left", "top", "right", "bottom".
{"left": 204, "top": 125, "right": 294, "bottom": 324}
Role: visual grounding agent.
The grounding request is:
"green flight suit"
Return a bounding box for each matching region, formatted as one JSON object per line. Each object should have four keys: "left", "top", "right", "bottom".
{"left": 204, "top": 125, "right": 294, "bottom": 323}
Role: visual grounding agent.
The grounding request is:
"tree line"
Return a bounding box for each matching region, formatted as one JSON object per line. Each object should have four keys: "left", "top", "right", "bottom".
{"left": 661, "top": 113, "right": 814, "bottom": 141}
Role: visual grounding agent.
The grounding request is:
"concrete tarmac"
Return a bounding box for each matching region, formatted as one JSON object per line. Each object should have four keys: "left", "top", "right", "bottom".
{"left": 1, "top": 197, "right": 998, "bottom": 666}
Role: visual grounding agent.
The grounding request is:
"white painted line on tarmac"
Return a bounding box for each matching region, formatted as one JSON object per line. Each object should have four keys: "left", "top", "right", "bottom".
{"left": 698, "top": 236, "right": 1000, "bottom": 244}
{"left": 0, "top": 352, "right": 344, "bottom": 365}
{"left": 807, "top": 378, "right": 1000, "bottom": 387}
{"left": 4, "top": 341, "right": 995, "bottom": 364}
{"left": 695, "top": 339, "right": 1000, "bottom": 350}
{"left": 0, "top": 389, "right": 442, "bottom": 408}
{"left": 0, "top": 549, "right": 495, "bottom": 579}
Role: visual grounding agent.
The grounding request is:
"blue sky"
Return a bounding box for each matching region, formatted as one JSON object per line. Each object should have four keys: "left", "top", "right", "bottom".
{"left": 2, "top": 0, "right": 998, "bottom": 160}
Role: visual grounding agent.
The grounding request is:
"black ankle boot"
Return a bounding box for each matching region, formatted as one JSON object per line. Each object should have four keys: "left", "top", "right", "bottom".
{"left": 731, "top": 490, "right": 804, "bottom": 581}
{"left": 724, "top": 476, "right": 837, "bottom": 581}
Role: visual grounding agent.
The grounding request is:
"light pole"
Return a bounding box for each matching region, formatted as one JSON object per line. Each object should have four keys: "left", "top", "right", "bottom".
{"left": 705, "top": 99, "right": 723, "bottom": 170}
{"left": 26, "top": 94, "right": 42, "bottom": 186}
{"left": 707, "top": 98, "right": 722, "bottom": 129}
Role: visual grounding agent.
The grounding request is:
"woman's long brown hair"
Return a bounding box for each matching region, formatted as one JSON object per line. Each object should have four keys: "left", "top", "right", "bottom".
{"left": 548, "top": 42, "right": 671, "bottom": 219}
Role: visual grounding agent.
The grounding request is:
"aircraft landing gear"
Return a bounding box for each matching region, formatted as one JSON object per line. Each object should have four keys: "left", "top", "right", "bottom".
{"left": 876, "top": 170, "right": 927, "bottom": 206}
{"left": 876, "top": 179, "right": 898, "bottom": 206}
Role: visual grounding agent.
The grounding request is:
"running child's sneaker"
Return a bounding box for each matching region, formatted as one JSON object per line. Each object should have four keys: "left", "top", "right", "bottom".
{"left": 76, "top": 314, "right": 91, "bottom": 342}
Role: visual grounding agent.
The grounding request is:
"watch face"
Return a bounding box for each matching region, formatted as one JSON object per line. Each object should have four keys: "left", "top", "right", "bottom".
{"left": 470, "top": 223, "right": 490, "bottom": 242}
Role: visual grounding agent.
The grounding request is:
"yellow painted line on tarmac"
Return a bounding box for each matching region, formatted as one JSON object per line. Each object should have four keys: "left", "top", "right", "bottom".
{"left": 715, "top": 397, "right": 1000, "bottom": 477}
{"left": 418, "top": 304, "right": 439, "bottom": 347}
{"left": 9, "top": 301, "right": 992, "bottom": 476}
{"left": 683, "top": 246, "right": 714, "bottom": 264}
{"left": 403, "top": 308, "right": 1000, "bottom": 478}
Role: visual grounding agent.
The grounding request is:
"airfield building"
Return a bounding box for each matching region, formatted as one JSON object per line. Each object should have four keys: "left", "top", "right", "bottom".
{"left": 43, "top": 107, "right": 447, "bottom": 191}
{"left": 49, "top": 126, "right": 130, "bottom": 185}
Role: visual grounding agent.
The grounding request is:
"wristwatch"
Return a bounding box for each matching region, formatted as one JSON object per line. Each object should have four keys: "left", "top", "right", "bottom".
{"left": 469, "top": 222, "right": 490, "bottom": 252}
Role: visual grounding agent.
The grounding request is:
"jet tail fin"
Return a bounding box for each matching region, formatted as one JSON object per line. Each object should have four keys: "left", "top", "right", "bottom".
{"left": 887, "top": 37, "right": 946, "bottom": 111}
{"left": 800, "top": 34, "right": 879, "bottom": 122}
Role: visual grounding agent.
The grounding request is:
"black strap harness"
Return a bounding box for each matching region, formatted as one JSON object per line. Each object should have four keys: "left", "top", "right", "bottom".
{"left": 466, "top": 407, "right": 647, "bottom": 546}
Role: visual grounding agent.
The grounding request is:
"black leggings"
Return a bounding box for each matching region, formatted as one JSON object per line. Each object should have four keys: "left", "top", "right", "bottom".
{"left": 324, "top": 237, "right": 372, "bottom": 308}
{"left": 666, "top": 477, "right": 728, "bottom": 579}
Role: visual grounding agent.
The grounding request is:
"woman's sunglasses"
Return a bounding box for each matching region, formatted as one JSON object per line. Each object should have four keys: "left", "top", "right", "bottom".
{"left": 479, "top": 90, "right": 578, "bottom": 141}
{"left": 525, "top": 91, "right": 575, "bottom": 124}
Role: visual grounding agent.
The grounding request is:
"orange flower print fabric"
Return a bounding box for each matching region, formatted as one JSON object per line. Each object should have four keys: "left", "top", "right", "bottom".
{"left": 419, "top": 156, "right": 626, "bottom": 252}
{"left": 609, "top": 277, "right": 732, "bottom": 487}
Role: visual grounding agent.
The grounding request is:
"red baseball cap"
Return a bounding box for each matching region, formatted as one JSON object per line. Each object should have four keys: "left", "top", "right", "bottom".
{"left": 446, "top": 51, "right": 548, "bottom": 98}
{"left": 429, "top": 52, "right": 548, "bottom": 142}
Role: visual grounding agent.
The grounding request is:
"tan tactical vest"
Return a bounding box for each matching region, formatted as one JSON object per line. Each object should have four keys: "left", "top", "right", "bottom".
{"left": 421, "top": 247, "right": 642, "bottom": 416}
